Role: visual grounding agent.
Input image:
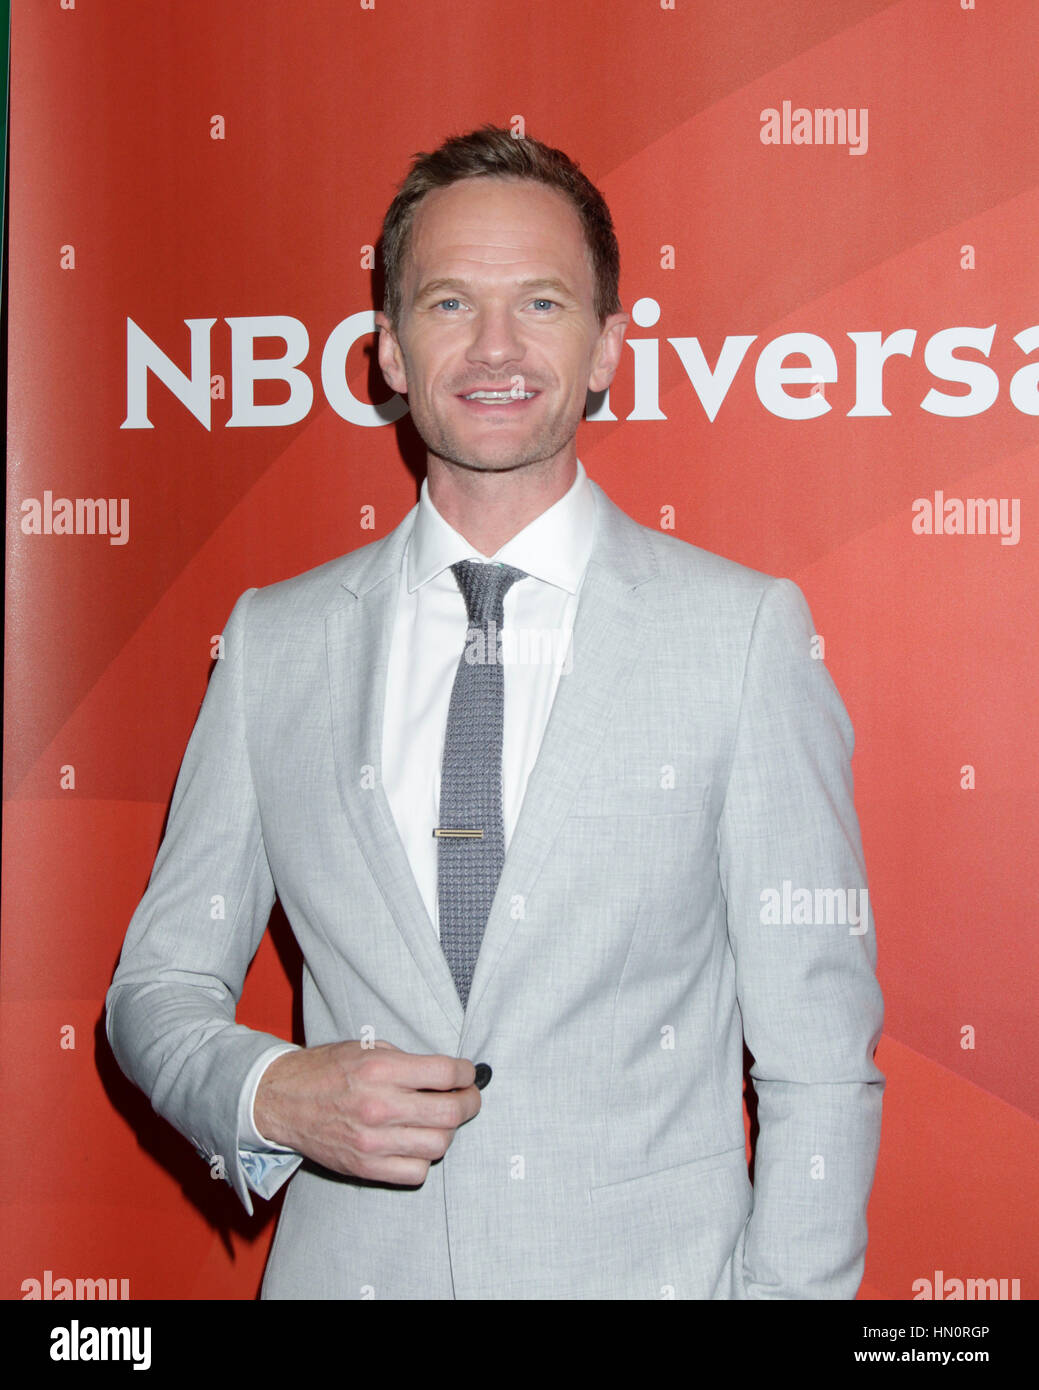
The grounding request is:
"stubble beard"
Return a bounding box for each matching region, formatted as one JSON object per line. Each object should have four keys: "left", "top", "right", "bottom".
{"left": 409, "top": 391, "right": 582, "bottom": 477}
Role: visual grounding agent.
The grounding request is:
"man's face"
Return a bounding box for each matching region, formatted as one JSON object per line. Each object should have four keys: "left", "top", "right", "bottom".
{"left": 376, "top": 176, "right": 627, "bottom": 476}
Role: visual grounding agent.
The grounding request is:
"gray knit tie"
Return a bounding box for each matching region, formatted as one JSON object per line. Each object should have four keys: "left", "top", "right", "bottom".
{"left": 436, "top": 560, "right": 527, "bottom": 1007}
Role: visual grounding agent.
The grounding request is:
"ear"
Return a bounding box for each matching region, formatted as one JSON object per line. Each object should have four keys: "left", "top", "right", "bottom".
{"left": 375, "top": 311, "right": 408, "bottom": 394}
{"left": 588, "top": 312, "right": 628, "bottom": 393}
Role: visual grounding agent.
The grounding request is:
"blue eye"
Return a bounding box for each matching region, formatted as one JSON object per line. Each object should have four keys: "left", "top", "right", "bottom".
{"left": 532, "top": 299, "right": 556, "bottom": 311}
{"left": 437, "top": 298, "right": 462, "bottom": 311}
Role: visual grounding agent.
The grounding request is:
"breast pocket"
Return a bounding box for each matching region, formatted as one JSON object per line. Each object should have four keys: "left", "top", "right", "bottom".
{"left": 557, "top": 778, "right": 717, "bottom": 912}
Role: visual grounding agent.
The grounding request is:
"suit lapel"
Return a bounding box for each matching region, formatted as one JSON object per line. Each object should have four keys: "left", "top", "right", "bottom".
{"left": 462, "top": 483, "right": 657, "bottom": 1024}
{"left": 325, "top": 510, "right": 465, "bottom": 1032}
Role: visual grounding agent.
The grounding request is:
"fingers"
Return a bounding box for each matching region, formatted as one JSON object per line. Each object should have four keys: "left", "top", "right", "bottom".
{"left": 364, "top": 1046, "right": 476, "bottom": 1095}
{"left": 264, "top": 1040, "right": 482, "bottom": 1186}
{"left": 342, "top": 1047, "right": 481, "bottom": 1184}
{"left": 350, "top": 1067, "right": 479, "bottom": 1132}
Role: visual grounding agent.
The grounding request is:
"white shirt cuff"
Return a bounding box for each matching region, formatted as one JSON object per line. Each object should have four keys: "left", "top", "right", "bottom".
{"left": 237, "top": 1044, "right": 303, "bottom": 1196}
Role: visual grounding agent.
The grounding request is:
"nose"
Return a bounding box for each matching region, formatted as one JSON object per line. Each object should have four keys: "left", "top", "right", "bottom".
{"left": 465, "top": 304, "right": 525, "bottom": 372}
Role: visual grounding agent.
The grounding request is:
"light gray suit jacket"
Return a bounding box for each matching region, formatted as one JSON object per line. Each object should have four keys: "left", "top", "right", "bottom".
{"left": 106, "top": 480, "right": 883, "bottom": 1300}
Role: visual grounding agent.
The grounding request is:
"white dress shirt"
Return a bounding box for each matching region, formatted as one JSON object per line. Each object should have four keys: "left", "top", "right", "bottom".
{"left": 238, "top": 460, "right": 596, "bottom": 1178}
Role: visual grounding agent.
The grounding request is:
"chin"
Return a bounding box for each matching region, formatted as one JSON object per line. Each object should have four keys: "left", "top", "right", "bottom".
{"left": 438, "top": 446, "right": 566, "bottom": 474}
{"left": 426, "top": 425, "right": 579, "bottom": 476}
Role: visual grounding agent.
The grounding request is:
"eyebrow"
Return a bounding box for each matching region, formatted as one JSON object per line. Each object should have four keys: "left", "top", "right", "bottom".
{"left": 414, "top": 276, "right": 576, "bottom": 302}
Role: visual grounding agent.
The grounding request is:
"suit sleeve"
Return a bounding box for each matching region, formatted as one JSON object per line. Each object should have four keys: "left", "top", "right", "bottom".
{"left": 717, "top": 577, "right": 884, "bottom": 1299}
{"left": 106, "top": 589, "right": 303, "bottom": 1214}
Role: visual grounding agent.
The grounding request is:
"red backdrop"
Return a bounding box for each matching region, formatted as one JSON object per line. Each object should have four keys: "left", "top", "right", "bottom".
{"left": 4, "top": 0, "right": 1036, "bottom": 1300}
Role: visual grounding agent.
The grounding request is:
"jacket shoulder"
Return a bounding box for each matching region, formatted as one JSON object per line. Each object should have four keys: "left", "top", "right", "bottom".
{"left": 241, "top": 509, "right": 414, "bottom": 626}
{"left": 592, "top": 483, "right": 777, "bottom": 604}
{"left": 645, "top": 525, "right": 775, "bottom": 595}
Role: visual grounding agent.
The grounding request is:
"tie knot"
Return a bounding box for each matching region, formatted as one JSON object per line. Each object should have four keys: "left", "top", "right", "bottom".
{"left": 451, "top": 560, "right": 527, "bottom": 626}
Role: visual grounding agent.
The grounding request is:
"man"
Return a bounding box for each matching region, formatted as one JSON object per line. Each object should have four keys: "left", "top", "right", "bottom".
{"left": 107, "top": 126, "right": 883, "bottom": 1300}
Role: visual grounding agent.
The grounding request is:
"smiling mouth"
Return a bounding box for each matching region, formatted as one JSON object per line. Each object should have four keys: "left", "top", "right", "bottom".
{"left": 461, "top": 389, "right": 537, "bottom": 402}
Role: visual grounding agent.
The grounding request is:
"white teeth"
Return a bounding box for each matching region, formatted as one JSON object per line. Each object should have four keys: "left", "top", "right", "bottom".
{"left": 464, "top": 390, "right": 535, "bottom": 400}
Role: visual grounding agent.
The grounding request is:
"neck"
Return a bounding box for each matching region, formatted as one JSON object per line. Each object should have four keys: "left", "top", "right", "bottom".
{"left": 427, "top": 452, "right": 578, "bottom": 556}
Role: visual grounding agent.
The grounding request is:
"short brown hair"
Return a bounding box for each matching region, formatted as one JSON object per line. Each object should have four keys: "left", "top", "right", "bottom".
{"left": 380, "top": 125, "right": 621, "bottom": 327}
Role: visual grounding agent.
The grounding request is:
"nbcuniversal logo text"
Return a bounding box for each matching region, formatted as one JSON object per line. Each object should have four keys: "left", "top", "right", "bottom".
{"left": 120, "top": 309, "right": 1039, "bottom": 431}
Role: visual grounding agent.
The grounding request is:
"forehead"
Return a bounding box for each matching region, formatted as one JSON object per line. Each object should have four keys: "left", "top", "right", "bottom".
{"left": 404, "top": 176, "right": 594, "bottom": 294}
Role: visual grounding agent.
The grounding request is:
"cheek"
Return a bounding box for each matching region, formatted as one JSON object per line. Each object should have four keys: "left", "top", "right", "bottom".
{"left": 400, "top": 340, "right": 450, "bottom": 395}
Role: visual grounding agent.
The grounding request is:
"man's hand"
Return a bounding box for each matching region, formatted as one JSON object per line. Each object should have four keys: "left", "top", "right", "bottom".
{"left": 253, "top": 1041, "right": 481, "bottom": 1186}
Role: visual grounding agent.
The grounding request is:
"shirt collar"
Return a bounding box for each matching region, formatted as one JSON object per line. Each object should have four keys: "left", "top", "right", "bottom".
{"left": 406, "top": 459, "right": 595, "bottom": 596}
